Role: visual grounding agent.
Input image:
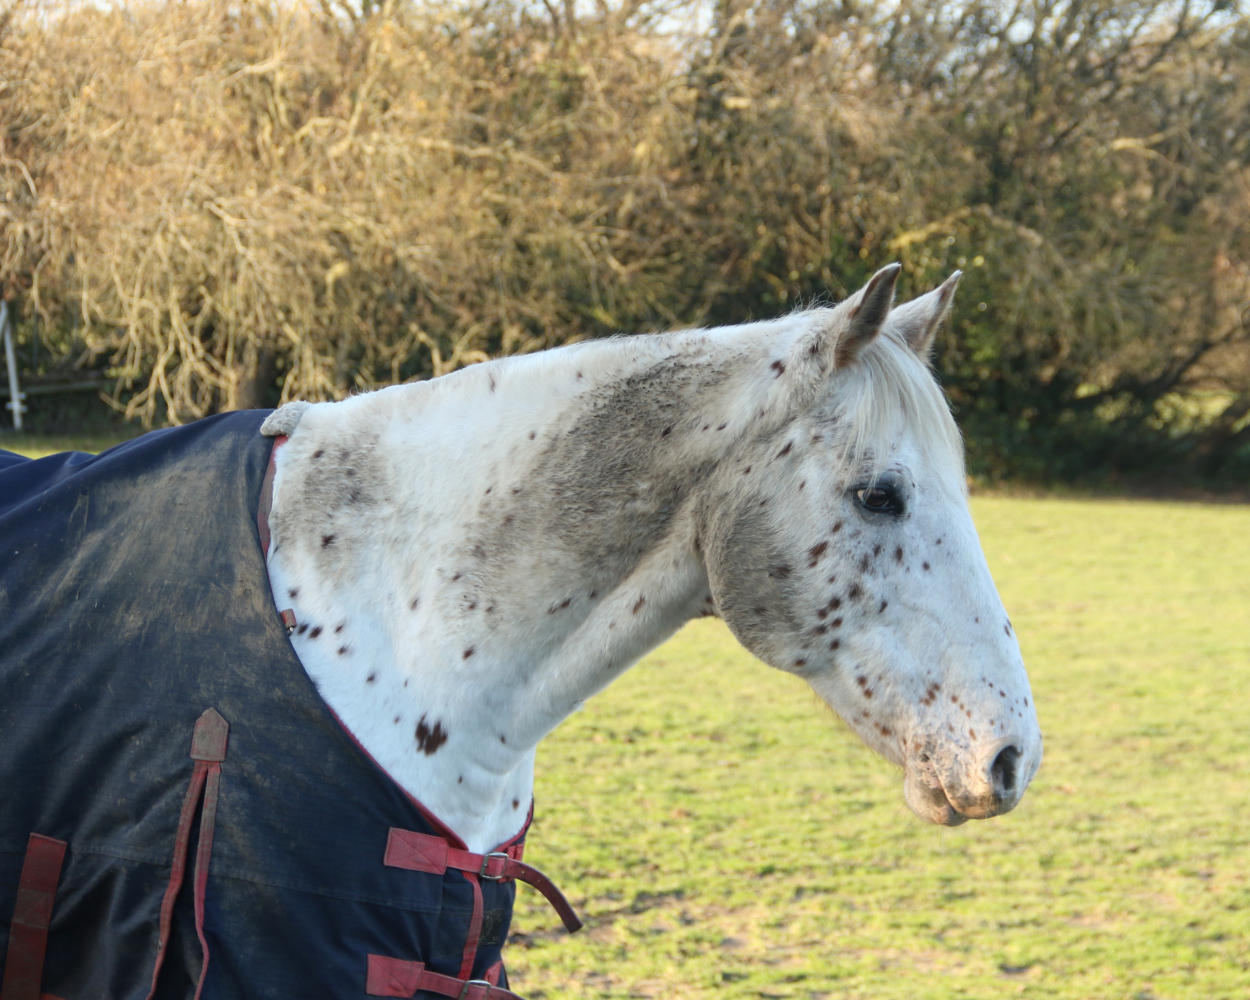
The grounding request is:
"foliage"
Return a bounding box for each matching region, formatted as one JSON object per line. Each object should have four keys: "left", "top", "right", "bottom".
{"left": 509, "top": 497, "right": 1250, "bottom": 999}
{"left": 0, "top": 0, "right": 1248, "bottom": 479}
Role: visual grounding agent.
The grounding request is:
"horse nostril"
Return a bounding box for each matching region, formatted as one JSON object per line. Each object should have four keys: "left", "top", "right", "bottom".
{"left": 990, "top": 745, "right": 1021, "bottom": 794}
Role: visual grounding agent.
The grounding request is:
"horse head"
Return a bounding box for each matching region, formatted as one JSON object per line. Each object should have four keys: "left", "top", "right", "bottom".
{"left": 699, "top": 265, "right": 1042, "bottom": 825}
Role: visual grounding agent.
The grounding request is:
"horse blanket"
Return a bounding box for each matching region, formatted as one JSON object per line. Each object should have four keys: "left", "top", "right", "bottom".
{"left": 0, "top": 412, "right": 532, "bottom": 1000}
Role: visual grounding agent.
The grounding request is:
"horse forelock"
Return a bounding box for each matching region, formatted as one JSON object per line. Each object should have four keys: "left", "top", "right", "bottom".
{"left": 816, "top": 323, "right": 966, "bottom": 493}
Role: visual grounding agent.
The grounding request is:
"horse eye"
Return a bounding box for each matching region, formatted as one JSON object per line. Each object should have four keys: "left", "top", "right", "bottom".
{"left": 855, "top": 486, "right": 902, "bottom": 514}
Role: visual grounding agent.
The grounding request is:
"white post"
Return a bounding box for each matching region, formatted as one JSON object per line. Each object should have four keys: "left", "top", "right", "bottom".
{"left": 2, "top": 301, "right": 25, "bottom": 431}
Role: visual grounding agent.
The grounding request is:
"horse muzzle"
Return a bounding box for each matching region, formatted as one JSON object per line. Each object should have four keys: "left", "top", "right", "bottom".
{"left": 903, "top": 735, "right": 1041, "bottom": 825}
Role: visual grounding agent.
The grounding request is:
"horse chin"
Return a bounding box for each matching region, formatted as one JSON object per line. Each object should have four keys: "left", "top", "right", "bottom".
{"left": 903, "top": 763, "right": 969, "bottom": 827}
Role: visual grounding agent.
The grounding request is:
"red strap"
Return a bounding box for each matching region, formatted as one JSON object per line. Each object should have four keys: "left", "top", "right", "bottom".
{"left": 142, "top": 709, "right": 229, "bottom": 1000}
{"left": 366, "top": 955, "right": 524, "bottom": 1000}
{"left": 384, "top": 829, "right": 582, "bottom": 934}
{"left": 0, "top": 834, "right": 67, "bottom": 1000}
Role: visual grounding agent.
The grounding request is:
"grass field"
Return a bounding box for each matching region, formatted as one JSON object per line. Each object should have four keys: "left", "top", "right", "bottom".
{"left": 509, "top": 498, "right": 1250, "bottom": 1000}
{"left": 5, "top": 436, "right": 1248, "bottom": 998}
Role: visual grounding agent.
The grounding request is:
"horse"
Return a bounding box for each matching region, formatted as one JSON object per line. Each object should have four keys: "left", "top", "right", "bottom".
{"left": 260, "top": 262, "right": 1041, "bottom": 849}
{"left": 0, "top": 263, "right": 1041, "bottom": 999}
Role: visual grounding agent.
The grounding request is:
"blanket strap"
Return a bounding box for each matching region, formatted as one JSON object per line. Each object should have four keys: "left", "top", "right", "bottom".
{"left": 366, "top": 955, "right": 520, "bottom": 999}
{"left": 0, "top": 834, "right": 67, "bottom": 1000}
{"left": 142, "top": 708, "right": 229, "bottom": 1000}
{"left": 383, "top": 828, "right": 582, "bottom": 934}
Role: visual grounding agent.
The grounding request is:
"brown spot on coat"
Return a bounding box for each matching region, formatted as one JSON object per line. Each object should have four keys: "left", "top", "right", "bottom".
{"left": 411, "top": 597, "right": 420, "bottom": 610}
{"left": 338, "top": 646, "right": 349, "bottom": 655}
{"left": 367, "top": 673, "right": 376, "bottom": 683}
{"left": 512, "top": 799, "right": 520, "bottom": 809}
{"left": 288, "top": 588, "right": 299, "bottom": 599}
{"left": 463, "top": 647, "right": 475, "bottom": 659}
{"left": 923, "top": 562, "right": 931, "bottom": 571}
{"left": 632, "top": 596, "right": 646, "bottom": 614}
{"left": 770, "top": 359, "right": 786, "bottom": 377}
{"left": 807, "top": 541, "right": 828, "bottom": 567}
{"left": 309, "top": 626, "right": 322, "bottom": 639}
{"left": 848, "top": 583, "right": 863, "bottom": 600}
{"left": 415, "top": 715, "right": 448, "bottom": 755}
{"left": 662, "top": 426, "right": 672, "bottom": 437}
{"left": 777, "top": 441, "right": 793, "bottom": 457}
{"left": 321, "top": 534, "right": 336, "bottom": 548}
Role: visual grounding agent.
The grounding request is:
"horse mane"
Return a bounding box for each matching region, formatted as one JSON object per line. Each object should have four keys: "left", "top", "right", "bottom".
{"left": 820, "top": 320, "right": 966, "bottom": 493}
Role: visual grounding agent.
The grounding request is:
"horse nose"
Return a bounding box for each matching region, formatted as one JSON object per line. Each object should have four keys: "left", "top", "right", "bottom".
{"left": 990, "top": 743, "right": 1021, "bottom": 801}
{"left": 946, "top": 738, "right": 1033, "bottom": 819}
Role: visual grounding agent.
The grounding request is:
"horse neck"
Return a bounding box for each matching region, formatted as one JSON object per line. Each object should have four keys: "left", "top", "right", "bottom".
{"left": 267, "top": 315, "right": 813, "bottom": 849}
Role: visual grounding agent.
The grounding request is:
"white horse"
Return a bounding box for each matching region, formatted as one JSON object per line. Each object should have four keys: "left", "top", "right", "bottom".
{"left": 261, "top": 264, "right": 1042, "bottom": 855}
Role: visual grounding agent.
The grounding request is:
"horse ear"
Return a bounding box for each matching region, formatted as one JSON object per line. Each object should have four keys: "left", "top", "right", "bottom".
{"left": 889, "top": 270, "right": 962, "bottom": 358}
{"left": 832, "top": 264, "right": 901, "bottom": 369}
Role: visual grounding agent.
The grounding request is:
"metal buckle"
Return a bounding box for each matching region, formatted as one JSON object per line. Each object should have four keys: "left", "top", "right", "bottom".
{"left": 478, "top": 851, "right": 509, "bottom": 881}
{"left": 457, "top": 979, "right": 493, "bottom": 1000}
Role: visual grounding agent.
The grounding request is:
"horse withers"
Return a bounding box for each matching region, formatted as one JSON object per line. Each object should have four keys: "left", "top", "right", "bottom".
{"left": 0, "top": 264, "right": 1040, "bottom": 998}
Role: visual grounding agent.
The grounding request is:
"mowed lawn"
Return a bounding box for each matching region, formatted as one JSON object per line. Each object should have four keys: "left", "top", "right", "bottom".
{"left": 510, "top": 498, "right": 1250, "bottom": 1000}
{"left": 5, "top": 437, "right": 1247, "bottom": 997}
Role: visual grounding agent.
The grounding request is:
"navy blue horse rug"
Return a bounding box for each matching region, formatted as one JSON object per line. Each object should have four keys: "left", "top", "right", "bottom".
{"left": 0, "top": 412, "right": 573, "bottom": 1000}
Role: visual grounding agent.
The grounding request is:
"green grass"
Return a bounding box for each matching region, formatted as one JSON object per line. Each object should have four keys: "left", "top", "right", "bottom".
{"left": 511, "top": 498, "right": 1250, "bottom": 999}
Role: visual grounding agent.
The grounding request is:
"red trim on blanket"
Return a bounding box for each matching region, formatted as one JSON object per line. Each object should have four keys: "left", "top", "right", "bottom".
{"left": 459, "top": 872, "right": 485, "bottom": 979}
{"left": 383, "top": 828, "right": 581, "bottom": 934}
{"left": 365, "top": 955, "right": 525, "bottom": 1000}
{"left": 0, "top": 834, "right": 67, "bottom": 1000}
{"left": 483, "top": 960, "right": 504, "bottom": 987}
{"left": 190, "top": 758, "right": 224, "bottom": 1000}
{"left": 142, "top": 762, "right": 206, "bottom": 1000}
{"left": 142, "top": 708, "right": 228, "bottom": 1000}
